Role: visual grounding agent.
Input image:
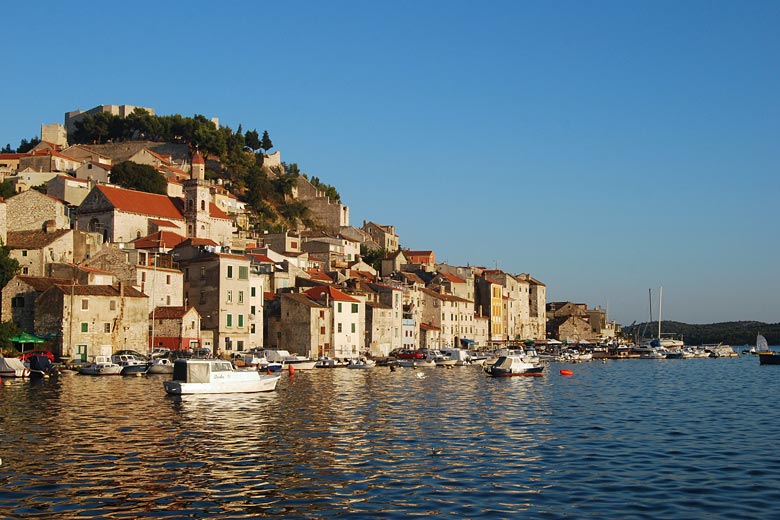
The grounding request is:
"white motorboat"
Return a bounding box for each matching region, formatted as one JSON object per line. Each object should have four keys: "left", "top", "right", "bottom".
{"left": 146, "top": 357, "right": 175, "bottom": 375}
{"left": 112, "top": 354, "right": 149, "bottom": 375}
{"left": 484, "top": 353, "right": 544, "bottom": 377}
{"left": 263, "top": 349, "right": 318, "bottom": 370}
{"left": 440, "top": 348, "right": 473, "bottom": 365}
{"left": 315, "top": 357, "right": 346, "bottom": 368}
{"left": 163, "top": 358, "right": 281, "bottom": 395}
{"left": 79, "top": 356, "right": 123, "bottom": 376}
{"left": 0, "top": 357, "right": 30, "bottom": 378}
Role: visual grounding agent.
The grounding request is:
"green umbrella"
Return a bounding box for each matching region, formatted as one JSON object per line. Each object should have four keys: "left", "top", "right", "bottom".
{"left": 11, "top": 332, "right": 44, "bottom": 344}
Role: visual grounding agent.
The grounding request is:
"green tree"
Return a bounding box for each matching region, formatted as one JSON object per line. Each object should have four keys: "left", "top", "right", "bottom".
{"left": 0, "top": 320, "right": 21, "bottom": 357}
{"left": 110, "top": 161, "right": 168, "bottom": 194}
{"left": 261, "top": 130, "right": 273, "bottom": 152}
{"left": 1, "top": 144, "right": 12, "bottom": 153}
{"left": 0, "top": 241, "right": 20, "bottom": 291}
{"left": 17, "top": 136, "right": 41, "bottom": 153}
{"left": 244, "top": 129, "right": 261, "bottom": 151}
{"left": 360, "top": 245, "right": 387, "bottom": 271}
{"left": 0, "top": 180, "right": 15, "bottom": 198}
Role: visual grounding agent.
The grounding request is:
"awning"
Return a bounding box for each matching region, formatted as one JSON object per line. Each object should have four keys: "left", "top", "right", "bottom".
{"left": 460, "top": 338, "right": 476, "bottom": 345}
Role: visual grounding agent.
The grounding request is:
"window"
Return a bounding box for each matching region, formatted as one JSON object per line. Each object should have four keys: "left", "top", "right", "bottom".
{"left": 351, "top": 303, "right": 358, "bottom": 313}
{"left": 250, "top": 305, "right": 255, "bottom": 315}
{"left": 22, "top": 250, "right": 27, "bottom": 257}
{"left": 250, "top": 287, "right": 256, "bottom": 297}
{"left": 227, "top": 290, "right": 233, "bottom": 303}
{"left": 239, "top": 266, "right": 248, "bottom": 279}
{"left": 184, "top": 268, "right": 189, "bottom": 281}
{"left": 200, "top": 267, "right": 206, "bottom": 279}
{"left": 11, "top": 296, "right": 24, "bottom": 308}
{"left": 250, "top": 324, "right": 256, "bottom": 333}
{"left": 351, "top": 323, "right": 356, "bottom": 333}
{"left": 338, "top": 323, "right": 342, "bottom": 333}
{"left": 237, "top": 340, "right": 244, "bottom": 351}
{"left": 22, "top": 267, "right": 28, "bottom": 274}
{"left": 166, "top": 295, "right": 171, "bottom": 305}
{"left": 337, "top": 302, "right": 342, "bottom": 313}
{"left": 227, "top": 314, "right": 233, "bottom": 327}
{"left": 166, "top": 275, "right": 171, "bottom": 285}
{"left": 81, "top": 299, "right": 89, "bottom": 310}
{"left": 141, "top": 272, "right": 146, "bottom": 282}
{"left": 238, "top": 315, "right": 244, "bottom": 327}
{"left": 320, "top": 326, "right": 326, "bottom": 334}
{"left": 238, "top": 291, "right": 244, "bottom": 304}
{"left": 200, "top": 200, "right": 206, "bottom": 211}
{"left": 81, "top": 322, "right": 88, "bottom": 332}
{"left": 104, "top": 323, "right": 111, "bottom": 333}
{"left": 319, "top": 310, "right": 325, "bottom": 319}
{"left": 227, "top": 265, "right": 233, "bottom": 279}
{"left": 110, "top": 300, "right": 116, "bottom": 311}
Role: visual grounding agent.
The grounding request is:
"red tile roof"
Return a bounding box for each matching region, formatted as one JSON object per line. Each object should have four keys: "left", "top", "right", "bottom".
{"left": 148, "top": 218, "right": 179, "bottom": 228}
{"left": 303, "top": 285, "right": 360, "bottom": 303}
{"left": 133, "top": 231, "right": 186, "bottom": 249}
{"left": 439, "top": 271, "right": 465, "bottom": 283}
{"left": 191, "top": 151, "right": 205, "bottom": 165}
{"left": 150, "top": 306, "right": 197, "bottom": 319}
{"left": 247, "top": 253, "right": 274, "bottom": 263}
{"left": 96, "top": 184, "right": 184, "bottom": 220}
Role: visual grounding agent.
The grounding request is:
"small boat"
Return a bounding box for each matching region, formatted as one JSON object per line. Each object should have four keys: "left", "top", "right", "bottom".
{"left": 757, "top": 335, "right": 780, "bottom": 365}
{"left": 163, "top": 358, "right": 281, "bottom": 394}
{"left": 346, "top": 358, "right": 376, "bottom": 369}
{"left": 79, "top": 356, "right": 123, "bottom": 376}
{"left": 709, "top": 343, "right": 738, "bottom": 358}
{"left": 260, "top": 349, "right": 318, "bottom": 370}
{"left": 397, "top": 358, "right": 436, "bottom": 368}
{"left": 29, "top": 355, "right": 60, "bottom": 378}
{"left": 146, "top": 357, "right": 175, "bottom": 375}
{"left": 756, "top": 334, "right": 771, "bottom": 354}
{"left": 485, "top": 354, "right": 544, "bottom": 377}
{"left": 0, "top": 357, "right": 30, "bottom": 378}
{"left": 112, "top": 354, "right": 149, "bottom": 375}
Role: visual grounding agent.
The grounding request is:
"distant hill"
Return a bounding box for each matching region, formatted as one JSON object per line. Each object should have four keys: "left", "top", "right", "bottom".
{"left": 622, "top": 321, "right": 780, "bottom": 346}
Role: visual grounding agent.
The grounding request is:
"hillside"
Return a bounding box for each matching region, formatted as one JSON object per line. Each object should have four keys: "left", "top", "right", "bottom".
{"left": 622, "top": 321, "right": 780, "bottom": 346}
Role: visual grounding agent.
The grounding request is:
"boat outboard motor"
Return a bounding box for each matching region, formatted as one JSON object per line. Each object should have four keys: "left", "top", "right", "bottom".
{"left": 30, "top": 355, "right": 58, "bottom": 377}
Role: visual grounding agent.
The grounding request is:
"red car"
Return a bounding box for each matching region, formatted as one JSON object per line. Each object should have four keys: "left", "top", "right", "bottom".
{"left": 18, "top": 350, "right": 55, "bottom": 362}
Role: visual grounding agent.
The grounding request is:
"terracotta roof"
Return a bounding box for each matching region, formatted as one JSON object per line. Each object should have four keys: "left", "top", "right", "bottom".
{"left": 178, "top": 237, "right": 219, "bottom": 247}
{"left": 29, "top": 149, "right": 82, "bottom": 162}
{"left": 7, "top": 229, "right": 71, "bottom": 249}
{"left": 144, "top": 149, "right": 172, "bottom": 165}
{"left": 209, "top": 202, "right": 229, "bottom": 220}
{"left": 264, "top": 291, "right": 278, "bottom": 301}
{"left": 303, "top": 285, "right": 360, "bottom": 303}
{"left": 14, "top": 275, "right": 74, "bottom": 292}
{"left": 283, "top": 293, "right": 327, "bottom": 308}
{"left": 133, "top": 231, "right": 186, "bottom": 249}
{"left": 247, "top": 253, "right": 274, "bottom": 263}
{"left": 420, "top": 323, "right": 441, "bottom": 331}
{"left": 96, "top": 184, "right": 183, "bottom": 220}
{"left": 484, "top": 276, "right": 502, "bottom": 285}
{"left": 0, "top": 153, "right": 25, "bottom": 160}
{"left": 421, "top": 287, "right": 471, "bottom": 303}
{"left": 56, "top": 174, "right": 89, "bottom": 183}
{"left": 52, "top": 284, "right": 146, "bottom": 297}
{"left": 307, "top": 269, "right": 334, "bottom": 282}
{"left": 191, "top": 151, "right": 205, "bottom": 165}
{"left": 438, "top": 271, "right": 465, "bottom": 284}
{"left": 60, "top": 262, "right": 115, "bottom": 275}
{"left": 150, "top": 306, "right": 197, "bottom": 319}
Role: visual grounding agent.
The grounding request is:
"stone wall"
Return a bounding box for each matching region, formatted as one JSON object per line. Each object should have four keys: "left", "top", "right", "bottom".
{"left": 6, "top": 190, "right": 70, "bottom": 232}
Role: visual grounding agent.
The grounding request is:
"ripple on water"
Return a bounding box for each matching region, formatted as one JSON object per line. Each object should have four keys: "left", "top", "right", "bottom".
{"left": 1, "top": 358, "right": 779, "bottom": 518}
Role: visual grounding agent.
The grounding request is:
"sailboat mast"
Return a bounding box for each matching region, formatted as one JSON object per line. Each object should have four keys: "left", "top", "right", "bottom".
{"left": 658, "top": 286, "right": 663, "bottom": 339}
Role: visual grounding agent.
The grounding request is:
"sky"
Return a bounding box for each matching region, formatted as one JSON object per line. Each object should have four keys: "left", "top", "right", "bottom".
{"left": 2, "top": 1, "right": 778, "bottom": 325}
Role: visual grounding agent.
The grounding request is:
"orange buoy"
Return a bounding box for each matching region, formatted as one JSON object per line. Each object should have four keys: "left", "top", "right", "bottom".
{"left": 288, "top": 364, "right": 295, "bottom": 375}
{"left": 560, "top": 369, "right": 574, "bottom": 377}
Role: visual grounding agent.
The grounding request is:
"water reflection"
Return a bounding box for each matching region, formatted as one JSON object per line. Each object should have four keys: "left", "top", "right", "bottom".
{"left": 2, "top": 358, "right": 780, "bottom": 518}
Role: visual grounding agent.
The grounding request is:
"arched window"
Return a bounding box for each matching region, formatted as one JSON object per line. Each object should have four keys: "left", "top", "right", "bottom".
{"left": 200, "top": 200, "right": 206, "bottom": 211}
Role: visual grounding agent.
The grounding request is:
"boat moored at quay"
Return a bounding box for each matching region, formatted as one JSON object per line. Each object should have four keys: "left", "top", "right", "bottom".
{"left": 163, "top": 358, "right": 281, "bottom": 395}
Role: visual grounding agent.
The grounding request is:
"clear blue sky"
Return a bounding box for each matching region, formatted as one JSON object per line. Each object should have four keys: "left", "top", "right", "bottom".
{"left": 3, "top": 1, "right": 778, "bottom": 325}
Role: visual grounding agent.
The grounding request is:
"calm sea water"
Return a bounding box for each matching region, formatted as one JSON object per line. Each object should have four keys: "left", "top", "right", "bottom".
{"left": 1, "top": 355, "right": 780, "bottom": 519}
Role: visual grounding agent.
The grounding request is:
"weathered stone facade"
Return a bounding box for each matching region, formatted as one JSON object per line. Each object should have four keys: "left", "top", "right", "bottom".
{"left": 280, "top": 293, "right": 331, "bottom": 359}
{"left": 1, "top": 275, "right": 73, "bottom": 332}
{"left": 365, "top": 301, "right": 394, "bottom": 356}
{"left": 35, "top": 283, "right": 148, "bottom": 360}
{"left": 6, "top": 189, "right": 71, "bottom": 232}
{"left": 149, "top": 306, "right": 201, "bottom": 351}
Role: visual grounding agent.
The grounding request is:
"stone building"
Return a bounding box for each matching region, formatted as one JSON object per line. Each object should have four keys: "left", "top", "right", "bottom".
{"left": 362, "top": 221, "right": 399, "bottom": 252}
{"left": 149, "top": 306, "right": 201, "bottom": 352}
{"left": 46, "top": 174, "right": 92, "bottom": 206}
{"left": 179, "top": 253, "right": 253, "bottom": 355}
{"left": 293, "top": 175, "right": 350, "bottom": 232}
{"left": 35, "top": 283, "right": 148, "bottom": 361}
{"left": 1, "top": 275, "right": 73, "bottom": 333}
{"left": 7, "top": 229, "right": 76, "bottom": 276}
{"left": 77, "top": 184, "right": 186, "bottom": 243}
{"left": 5, "top": 189, "right": 71, "bottom": 232}
{"left": 17, "top": 150, "right": 82, "bottom": 174}
{"left": 365, "top": 301, "right": 394, "bottom": 357}
{"left": 279, "top": 293, "right": 331, "bottom": 360}
{"left": 302, "top": 285, "right": 364, "bottom": 360}
{"left": 420, "top": 287, "right": 474, "bottom": 348}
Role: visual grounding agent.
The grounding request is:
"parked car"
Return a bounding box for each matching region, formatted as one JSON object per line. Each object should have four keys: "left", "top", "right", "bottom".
{"left": 19, "top": 350, "right": 55, "bottom": 362}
